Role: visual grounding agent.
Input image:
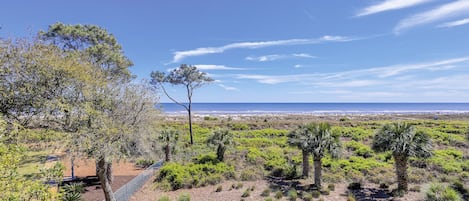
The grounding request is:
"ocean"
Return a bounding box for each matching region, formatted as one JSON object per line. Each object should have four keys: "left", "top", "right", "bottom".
{"left": 160, "top": 103, "right": 469, "bottom": 115}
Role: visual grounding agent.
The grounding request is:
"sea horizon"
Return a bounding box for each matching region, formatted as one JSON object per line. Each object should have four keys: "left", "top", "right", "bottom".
{"left": 160, "top": 102, "right": 469, "bottom": 115}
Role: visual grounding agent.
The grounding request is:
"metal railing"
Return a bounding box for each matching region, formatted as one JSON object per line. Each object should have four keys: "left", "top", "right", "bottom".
{"left": 112, "top": 160, "right": 163, "bottom": 201}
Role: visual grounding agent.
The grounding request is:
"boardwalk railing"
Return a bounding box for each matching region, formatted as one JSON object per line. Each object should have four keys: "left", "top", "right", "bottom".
{"left": 112, "top": 160, "right": 163, "bottom": 201}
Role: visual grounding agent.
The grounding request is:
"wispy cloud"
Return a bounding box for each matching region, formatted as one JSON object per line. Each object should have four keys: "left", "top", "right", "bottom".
{"left": 234, "top": 56, "right": 469, "bottom": 84}
{"left": 245, "top": 53, "right": 316, "bottom": 62}
{"left": 356, "top": 0, "right": 432, "bottom": 17}
{"left": 194, "top": 64, "right": 245, "bottom": 70}
{"left": 218, "top": 84, "right": 238, "bottom": 91}
{"left": 171, "top": 35, "right": 358, "bottom": 63}
{"left": 437, "top": 18, "right": 469, "bottom": 28}
{"left": 395, "top": 0, "right": 469, "bottom": 33}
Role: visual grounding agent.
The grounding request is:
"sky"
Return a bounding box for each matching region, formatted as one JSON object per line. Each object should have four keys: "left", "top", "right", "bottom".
{"left": 1, "top": 0, "right": 469, "bottom": 103}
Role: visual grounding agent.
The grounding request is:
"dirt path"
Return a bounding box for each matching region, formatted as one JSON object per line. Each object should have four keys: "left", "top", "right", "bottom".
{"left": 60, "top": 157, "right": 144, "bottom": 201}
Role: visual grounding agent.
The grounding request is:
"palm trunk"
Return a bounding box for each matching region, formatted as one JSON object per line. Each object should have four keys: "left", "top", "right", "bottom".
{"left": 302, "top": 150, "right": 310, "bottom": 178}
{"left": 313, "top": 156, "right": 322, "bottom": 188}
{"left": 164, "top": 144, "right": 171, "bottom": 162}
{"left": 97, "top": 158, "right": 116, "bottom": 201}
{"left": 217, "top": 145, "right": 225, "bottom": 161}
{"left": 394, "top": 155, "right": 408, "bottom": 192}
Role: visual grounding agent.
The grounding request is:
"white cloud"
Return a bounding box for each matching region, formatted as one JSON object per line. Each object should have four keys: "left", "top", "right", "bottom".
{"left": 395, "top": 0, "right": 469, "bottom": 33}
{"left": 294, "top": 64, "right": 303, "bottom": 68}
{"left": 437, "top": 18, "right": 469, "bottom": 28}
{"left": 356, "top": 0, "right": 432, "bottom": 17}
{"left": 245, "top": 53, "right": 316, "bottom": 62}
{"left": 172, "top": 35, "right": 357, "bottom": 63}
{"left": 218, "top": 84, "right": 238, "bottom": 91}
{"left": 194, "top": 64, "right": 244, "bottom": 70}
{"left": 234, "top": 56, "right": 469, "bottom": 85}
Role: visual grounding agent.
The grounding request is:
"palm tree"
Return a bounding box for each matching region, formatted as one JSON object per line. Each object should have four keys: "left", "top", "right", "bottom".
{"left": 305, "top": 123, "right": 341, "bottom": 187}
{"left": 207, "top": 129, "right": 233, "bottom": 161}
{"left": 159, "top": 128, "right": 179, "bottom": 162}
{"left": 372, "top": 122, "right": 432, "bottom": 192}
{"left": 288, "top": 125, "right": 312, "bottom": 178}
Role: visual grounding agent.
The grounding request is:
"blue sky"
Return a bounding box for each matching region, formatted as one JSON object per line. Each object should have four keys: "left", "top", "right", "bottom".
{"left": 2, "top": 0, "right": 469, "bottom": 103}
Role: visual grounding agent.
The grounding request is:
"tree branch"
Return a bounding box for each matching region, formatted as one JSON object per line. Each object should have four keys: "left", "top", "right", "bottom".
{"left": 158, "top": 82, "right": 189, "bottom": 111}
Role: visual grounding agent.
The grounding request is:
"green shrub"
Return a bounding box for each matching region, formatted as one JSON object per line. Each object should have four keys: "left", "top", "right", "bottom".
{"left": 215, "top": 185, "right": 222, "bottom": 192}
{"left": 178, "top": 193, "right": 191, "bottom": 201}
{"left": 327, "top": 183, "right": 335, "bottom": 191}
{"left": 240, "top": 167, "right": 262, "bottom": 181}
{"left": 321, "top": 188, "right": 330, "bottom": 195}
{"left": 135, "top": 158, "right": 156, "bottom": 168}
{"left": 155, "top": 162, "right": 235, "bottom": 190}
{"left": 158, "top": 196, "right": 170, "bottom": 201}
{"left": 193, "top": 154, "right": 219, "bottom": 164}
{"left": 264, "top": 198, "right": 273, "bottom": 201}
{"left": 274, "top": 191, "right": 283, "bottom": 199}
{"left": 311, "top": 190, "right": 320, "bottom": 198}
{"left": 241, "top": 188, "right": 250, "bottom": 197}
{"left": 288, "top": 189, "right": 297, "bottom": 201}
{"left": 426, "top": 183, "right": 462, "bottom": 201}
{"left": 236, "top": 182, "right": 243, "bottom": 189}
{"left": 344, "top": 141, "right": 374, "bottom": 158}
{"left": 302, "top": 192, "right": 313, "bottom": 201}
{"left": 347, "top": 193, "right": 356, "bottom": 201}
{"left": 261, "top": 188, "right": 270, "bottom": 197}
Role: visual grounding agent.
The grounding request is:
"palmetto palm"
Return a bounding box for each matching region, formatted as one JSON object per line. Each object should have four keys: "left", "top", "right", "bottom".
{"left": 207, "top": 129, "right": 233, "bottom": 161}
{"left": 288, "top": 125, "right": 312, "bottom": 178}
{"left": 372, "top": 122, "right": 432, "bottom": 192}
{"left": 293, "top": 123, "right": 341, "bottom": 187}
{"left": 159, "top": 128, "right": 179, "bottom": 162}
{"left": 309, "top": 123, "right": 341, "bottom": 187}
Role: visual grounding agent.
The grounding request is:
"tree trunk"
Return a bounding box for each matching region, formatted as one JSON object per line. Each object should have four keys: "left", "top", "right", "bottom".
{"left": 302, "top": 150, "right": 310, "bottom": 178}
{"left": 97, "top": 158, "right": 116, "bottom": 201}
{"left": 217, "top": 145, "right": 225, "bottom": 161}
{"left": 106, "top": 162, "right": 113, "bottom": 184}
{"left": 394, "top": 155, "right": 408, "bottom": 192}
{"left": 313, "top": 157, "right": 322, "bottom": 188}
{"left": 188, "top": 106, "right": 193, "bottom": 145}
{"left": 164, "top": 144, "right": 171, "bottom": 162}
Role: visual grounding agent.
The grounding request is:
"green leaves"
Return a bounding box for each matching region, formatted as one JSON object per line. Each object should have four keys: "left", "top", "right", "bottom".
{"left": 289, "top": 123, "right": 341, "bottom": 159}
{"left": 372, "top": 122, "right": 433, "bottom": 158}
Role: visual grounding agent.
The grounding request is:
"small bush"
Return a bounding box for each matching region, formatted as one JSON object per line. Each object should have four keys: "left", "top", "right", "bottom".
{"left": 236, "top": 182, "right": 243, "bottom": 189}
{"left": 265, "top": 198, "right": 273, "bottom": 201}
{"left": 215, "top": 185, "right": 222, "bottom": 192}
{"left": 178, "top": 193, "right": 191, "bottom": 201}
{"left": 347, "top": 182, "right": 362, "bottom": 190}
{"left": 302, "top": 192, "right": 313, "bottom": 201}
{"left": 250, "top": 185, "right": 255, "bottom": 191}
{"left": 241, "top": 189, "right": 250, "bottom": 197}
{"left": 347, "top": 193, "right": 356, "bottom": 201}
{"left": 311, "top": 190, "right": 320, "bottom": 198}
{"left": 288, "top": 189, "right": 298, "bottom": 201}
{"left": 321, "top": 188, "right": 330, "bottom": 195}
{"left": 274, "top": 191, "right": 283, "bottom": 199}
{"left": 158, "top": 196, "right": 170, "bottom": 201}
{"left": 327, "top": 183, "right": 335, "bottom": 191}
{"left": 426, "top": 183, "right": 462, "bottom": 201}
{"left": 136, "top": 158, "right": 156, "bottom": 168}
{"left": 409, "top": 185, "right": 421, "bottom": 192}
{"left": 261, "top": 188, "right": 270, "bottom": 197}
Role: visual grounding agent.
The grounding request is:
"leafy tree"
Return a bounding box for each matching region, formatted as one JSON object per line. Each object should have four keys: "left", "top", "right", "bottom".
{"left": 40, "top": 22, "right": 133, "bottom": 81}
{"left": 372, "top": 122, "right": 433, "bottom": 192}
{"left": 207, "top": 129, "right": 233, "bottom": 161}
{"left": 159, "top": 128, "right": 179, "bottom": 162}
{"left": 288, "top": 125, "right": 312, "bottom": 178}
{"left": 304, "top": 123, "right": 341, "bottom": 187}
{"left": 150, "top": 64, "right": 213, "bottom": 145}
